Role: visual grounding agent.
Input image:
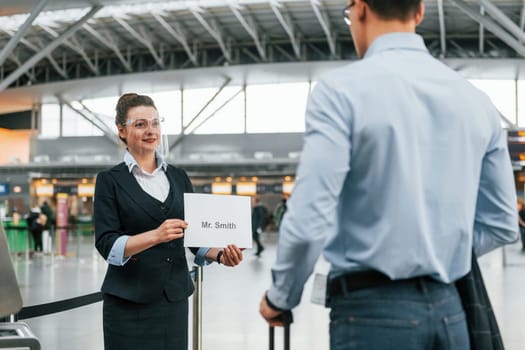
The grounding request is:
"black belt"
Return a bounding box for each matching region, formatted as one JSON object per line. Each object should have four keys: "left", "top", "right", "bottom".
{"left": 328, "top": 270, "right": 438, "bottom": 297}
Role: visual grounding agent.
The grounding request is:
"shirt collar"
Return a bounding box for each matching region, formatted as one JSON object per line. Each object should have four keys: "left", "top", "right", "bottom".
{"left": 124, "top": 150, "right": 168, "bottom": 173}
{"left": 364, "top": 33, "right": 428, "bottom": 59}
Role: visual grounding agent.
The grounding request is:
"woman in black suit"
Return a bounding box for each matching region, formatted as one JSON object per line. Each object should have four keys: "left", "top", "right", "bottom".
{"left": 94, "top": 93, "right": 243, "bottom": 350}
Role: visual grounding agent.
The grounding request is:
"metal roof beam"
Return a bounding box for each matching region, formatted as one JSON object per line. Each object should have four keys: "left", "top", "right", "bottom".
{"left": 449, "top": 39, "right": 471, "bottom": 58}
{"left": 0, "top": 6, "right": 101, "bottom": 92}
{"left": 8, "top": 54, "right": 36, "bottom": 82}
{"left": 83, "top": 24, "right": 132, "bottom": 72}
{"left": 228, "top": 2, "right": 267, "bottom": 61}
{"left": 270, "top": 0, "right": 301, "bottom": 59}
{"left": 274, "top": 44, "right": 296, "bottom": 61}
{"left": 190, "top": 7, "right": 231, "bottom": 62}
{"left": 0, "top": 0, "right": 48, "bottom": 67}
{"left": 32, "top": 37, "right": 68, "bottom": 79}
{"left": 310, "top": 0, "right": 336, "bottom": 58}
{"left": 2, "top": 30, "right": 68, "bottom": 79}
{"left": 152, "top": 13, "right": 198, "bottom": 66}
{"left": 41, "top": 25, "right": 99, "bottom": 75}
{"left": 114, "top": 17, "right": 165, "bottom": 68}
{"left": 521, "top": 0, "right": 525, "bottom": 32}
{"left": 479, "top": 6, "right": 485, "bottom": 55}
{"left": 478, "top": 0, "right": 525, "bottom": 44}
{"left": 45, "top": 54, "right": 68, "bottom": 79}
{"left": 437, "top": 0, "right": 446, "bottom": 56}
{"left": 449, "top": 0, "right": 525, "bottom": 57}
{"left": 241, "top": 47, "right": 262, "bottom": 63}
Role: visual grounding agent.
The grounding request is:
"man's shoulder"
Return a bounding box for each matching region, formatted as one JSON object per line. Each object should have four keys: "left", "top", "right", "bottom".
{"left": 317, "top": 59, "right": 389, "bottom": 90}
{"left": 321, "top": 60, "right": 367, "bottom": 80}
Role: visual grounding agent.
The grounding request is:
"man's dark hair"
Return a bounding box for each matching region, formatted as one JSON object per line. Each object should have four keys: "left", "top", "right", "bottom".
{"left": 364, "top": 0, "right": 421, "bottom": 21}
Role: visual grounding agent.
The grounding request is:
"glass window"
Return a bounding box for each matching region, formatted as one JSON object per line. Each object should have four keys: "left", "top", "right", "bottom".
{"left": 469, "top": 79, "right": 516, "bottom": 126}
{"left": 81, "top": 96, "right": 119, "bottom": 132}
{"left": 62, "top": 104, "right": 103, "bottom": 137}
{"left": 518, "top": 80, "right": 525, "bottom": 128}
{"left": 150, "top": 91, "right": 182, "bottom": 135}
{"left": 183, "top": 86, "right": 244, "bottom": 134}
{"left": 246, "top": 82, "right": 309, "bottom": 133}
{"left": 40, "top": 104, "right": 60, "bottom": 138}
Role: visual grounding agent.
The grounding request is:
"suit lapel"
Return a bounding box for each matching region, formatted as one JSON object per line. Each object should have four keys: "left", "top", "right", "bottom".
{"left": 165, "top": 166, "right": 183, "bottom": 213}
{"left": 109, "top": 163, "right": 165, "bottom": 223}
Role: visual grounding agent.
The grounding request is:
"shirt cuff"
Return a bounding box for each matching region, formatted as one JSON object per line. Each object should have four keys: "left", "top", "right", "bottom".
{"left": 194, "top": 247, "right": 212, "bottom": 266}
{"left": 266, "top": 294, "right": 288, "bottom": 312}
{"left": 107, "top": 235, "right": 131, "bottom": 266}
{"left": 266, "top": 286, "right": 294, "bottom": 311}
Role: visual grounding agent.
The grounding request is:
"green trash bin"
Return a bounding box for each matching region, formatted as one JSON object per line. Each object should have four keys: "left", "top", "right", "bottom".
{"left": 3, "top": 220, "right": 32, "bottom": 254}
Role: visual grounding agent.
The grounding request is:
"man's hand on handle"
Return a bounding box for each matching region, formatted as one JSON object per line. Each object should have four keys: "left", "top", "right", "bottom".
{"left": 259, "top": 292, "right": 293, "bottom": 327}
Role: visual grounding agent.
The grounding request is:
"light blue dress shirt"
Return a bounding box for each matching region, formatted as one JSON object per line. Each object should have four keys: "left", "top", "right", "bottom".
{"left": 107, "top": 151, "right": 210, "bottom": 266}
{"left": 267, "top": 33, "right": 518, "bottom": 310}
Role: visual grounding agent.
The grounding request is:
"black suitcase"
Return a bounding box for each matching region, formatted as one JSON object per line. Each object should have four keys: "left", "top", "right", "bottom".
{"left": 269, "top": 311, "right": 293, "bottom": 350}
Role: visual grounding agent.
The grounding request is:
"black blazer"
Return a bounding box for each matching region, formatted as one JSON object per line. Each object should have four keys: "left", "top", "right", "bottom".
{"left": 94, "top": 162, "right": 195, "bottom": 303}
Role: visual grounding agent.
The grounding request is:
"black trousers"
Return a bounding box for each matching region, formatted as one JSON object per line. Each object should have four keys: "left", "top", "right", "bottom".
{"left": 103, "top": 293, "right": 188, "bottom": 350}
{"left": 252, "top": 229, "right": 264, "bottom": 254}
{"left": 30, "top": 228, "right": 43, "bottom": 252}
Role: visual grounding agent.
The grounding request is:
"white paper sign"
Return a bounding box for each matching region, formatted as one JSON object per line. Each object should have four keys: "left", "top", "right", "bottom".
{"left": 183, "top": 193, "right": 252, "bottom": 248}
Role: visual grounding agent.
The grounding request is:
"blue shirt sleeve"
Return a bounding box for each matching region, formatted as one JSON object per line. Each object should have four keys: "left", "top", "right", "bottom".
{"left": 268, "top": 80, "right": 349, "bottom": 310}
{"left": 107, "top": 235, "right": 131, "bottom": 266}
{"left": 108, "top": 237, "right": 214, "bottom": 266}
{"left": 473, "top": 116, "right": 519, "bottom": 256}
{"left": 194, "top": 247, "right": 212, "bottom": 266}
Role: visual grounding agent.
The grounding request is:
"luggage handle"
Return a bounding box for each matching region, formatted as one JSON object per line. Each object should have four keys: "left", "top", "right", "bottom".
{"left": 269, "top": 311, "right": 293, "bottom": 350}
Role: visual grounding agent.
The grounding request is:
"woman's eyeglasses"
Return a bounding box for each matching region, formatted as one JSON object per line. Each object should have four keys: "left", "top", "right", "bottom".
{"left": 125, "top": 117, "right": 164, "bottom": 130}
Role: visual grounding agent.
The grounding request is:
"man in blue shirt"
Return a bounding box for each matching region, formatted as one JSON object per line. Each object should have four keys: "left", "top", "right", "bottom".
{"left": 259, "top": 0, "right": 518, "bottom": 348}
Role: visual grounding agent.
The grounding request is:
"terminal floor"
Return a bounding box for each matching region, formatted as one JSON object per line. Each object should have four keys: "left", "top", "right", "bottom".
{"left": 8, "top": 233, "right": 525, "bottom": 350}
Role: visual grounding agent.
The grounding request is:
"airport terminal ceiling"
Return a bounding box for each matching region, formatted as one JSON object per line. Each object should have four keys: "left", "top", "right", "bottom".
{"left": 0, "top": 0, "right": 524, "bottom": 113}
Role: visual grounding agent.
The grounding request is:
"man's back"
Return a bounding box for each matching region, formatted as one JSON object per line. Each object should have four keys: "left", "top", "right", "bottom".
{"left": 261, "top": 3, "right": 517, "bottom": 348}
{"left": 298, "top": 33, "right": 517, "bottom": 282}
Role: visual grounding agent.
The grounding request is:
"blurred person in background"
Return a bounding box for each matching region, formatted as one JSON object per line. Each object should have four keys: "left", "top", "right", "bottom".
{"left": 26, "top": 206, "right": 45, "bottom": 253}
{"left": 40, "top": 201, "right": 55, "bottom": 233}
{"left": 518, "top": 198, "right": 525, "bottom": 251}
{"left": 11, "top": 207, "right": 20, "bottom": 225}
{"left": 273, "top": 196, "right": 288, "bottom": 230}
{"left": 251, "top": 196, "right": 266, "bottom": 256}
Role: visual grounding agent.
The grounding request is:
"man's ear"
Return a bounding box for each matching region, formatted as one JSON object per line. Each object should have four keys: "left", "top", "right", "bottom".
{"left": 415, "top": 1, "right": 425, "bottom": 25}
{"left": 354, "top": 0, "right": 367, "bottom": 22}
